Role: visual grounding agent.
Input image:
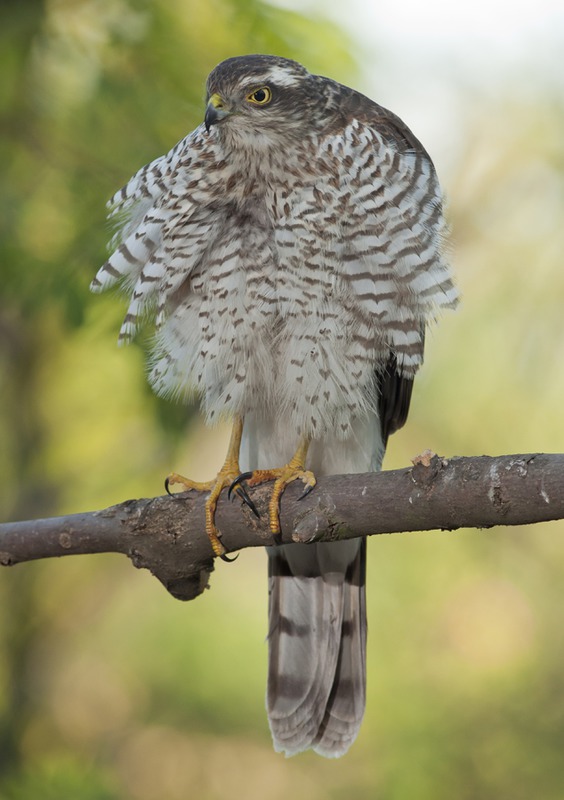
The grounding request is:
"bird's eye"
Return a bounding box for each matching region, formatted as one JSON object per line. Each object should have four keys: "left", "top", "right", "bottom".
{"left": 247, "top": 87, "right": 272, "bottom": 105}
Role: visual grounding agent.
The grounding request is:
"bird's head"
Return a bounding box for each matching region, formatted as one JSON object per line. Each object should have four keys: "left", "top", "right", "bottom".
{"left": 204, "top": 55, "right": 320, "bottom": 146}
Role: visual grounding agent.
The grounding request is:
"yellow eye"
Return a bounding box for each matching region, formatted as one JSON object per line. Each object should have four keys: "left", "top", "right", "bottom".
{"left": 246, "top": 87, "right": 272, "bottom": 105}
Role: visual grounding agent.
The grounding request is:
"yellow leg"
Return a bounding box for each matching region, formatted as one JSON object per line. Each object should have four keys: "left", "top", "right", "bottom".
{"left": 232, "top": 437, "right": 316, "bottom": 537}
{"left": 166, "top": 416, "right": 245, "bottom": 559}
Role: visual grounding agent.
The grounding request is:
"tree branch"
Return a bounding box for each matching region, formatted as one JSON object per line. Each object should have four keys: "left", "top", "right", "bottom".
{"left": 1, "top": 453, "right": 562, "bottom": 601}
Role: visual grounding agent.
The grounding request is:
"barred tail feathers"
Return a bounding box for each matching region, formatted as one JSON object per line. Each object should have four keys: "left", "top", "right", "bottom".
{"left": 241, "top": 414, "right": 380, "bottom": 758}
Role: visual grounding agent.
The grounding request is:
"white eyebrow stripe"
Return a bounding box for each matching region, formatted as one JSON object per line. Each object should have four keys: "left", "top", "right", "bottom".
{"left": 262, "top": 67, "right": 303, "bottom": 87}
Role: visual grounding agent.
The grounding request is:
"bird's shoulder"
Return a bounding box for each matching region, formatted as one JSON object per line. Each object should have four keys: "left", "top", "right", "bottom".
{"left": 316, "top": 75, "right": 433, "bottom": 162}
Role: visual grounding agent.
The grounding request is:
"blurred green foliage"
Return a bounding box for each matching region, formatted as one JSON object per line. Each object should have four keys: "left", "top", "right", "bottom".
{"left": 1, "top": 1, "right": 564, "bottom": 798}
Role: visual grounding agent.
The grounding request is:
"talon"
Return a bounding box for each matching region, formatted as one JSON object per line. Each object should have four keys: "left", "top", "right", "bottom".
{"left": 298, "top": 484, "right": 315, "bottom": 500}
{"left": 228, "top": 478, "right": 260, "bottom": 518}
{"left": 235, "top": 486, "right": 260, "bottom": 518}
{"left": 220, "top": 551, "right": 239, "bottom": 563}
{"left": 233, "top": 486, "right": 245, "bottom": 503}
{"left": 228, "top": 471, "right": 254, "bottom": 499}
{"left": 231, "top": 485, "right": 260, "bottom": 519}
{"left": 164, "top": 418, "right": 314, "bottom": 558}
{"left": 235, "top": 437, "right": 316, "bottom": 538}
{"left": 165, "top": 475, "right": 191, "bottom": 497}
{"left": 166, "top": 416, "right": 246, "bottom": 559}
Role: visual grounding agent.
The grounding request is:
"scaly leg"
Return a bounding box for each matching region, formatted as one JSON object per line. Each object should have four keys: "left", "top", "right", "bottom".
{"left": 165, "top": 416, "right": 254, "bottom": 560}
{"left": 229, "top": 437, "right": 316, "bottom": 538}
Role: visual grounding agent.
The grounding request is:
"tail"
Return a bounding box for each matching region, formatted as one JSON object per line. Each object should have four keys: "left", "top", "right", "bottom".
{"left": 267, "top": 538, "right": 366, "bottom": 757}
{"left": 241, "top": 414, "right": 382, "bottom": 758}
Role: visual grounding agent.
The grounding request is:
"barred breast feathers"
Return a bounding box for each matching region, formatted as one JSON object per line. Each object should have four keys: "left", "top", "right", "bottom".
{"left": 90, "top": 126, "right": 217, "bottom": 342}
{"left": 334, "top": 116, "right": 458, "bottom": 375}
{"left": 271, "top": 113, "right": 458, "bottom": 439}
{"left": 90, "top": 83, "right": 458, "bottom": 431}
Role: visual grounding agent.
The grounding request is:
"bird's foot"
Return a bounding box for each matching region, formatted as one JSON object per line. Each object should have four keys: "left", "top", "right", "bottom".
{"left": 229, "top": 454, "right": 316, "bottom": 539}
{"left": 165, "top": 462, "right": 252, "bottom": 561}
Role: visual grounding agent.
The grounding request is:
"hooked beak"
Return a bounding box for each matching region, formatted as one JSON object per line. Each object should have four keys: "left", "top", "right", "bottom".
{"left": 205, "top": 93, "right": 230, "bottom": 133}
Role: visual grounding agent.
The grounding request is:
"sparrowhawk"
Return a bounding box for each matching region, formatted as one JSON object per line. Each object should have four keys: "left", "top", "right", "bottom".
{"left": 91, "top": 54, "right": 458, "bottom": 757}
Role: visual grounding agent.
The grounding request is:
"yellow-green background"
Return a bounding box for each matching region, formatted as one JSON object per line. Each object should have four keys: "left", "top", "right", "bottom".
{"left": 1, "top": 1, "right": 564, "bottom": 797}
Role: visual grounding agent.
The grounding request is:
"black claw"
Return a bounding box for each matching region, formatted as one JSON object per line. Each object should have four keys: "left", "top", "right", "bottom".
{"left": 165, "top": 477, "right": 186, "bottom": 499}
{"left": 228, "top": 476, "right": 260, "bottom": 518}
{"left": 220, "top": 551, "right": 239, "bottom": 563}
{"left": 235, "top": 486, "right": 260, "bottom": 518}
{"left": 272, "top": 533, "right": 283, "bottom": 547}
{"left": 244, "top": 497, "right": 261, "bottom": 519}
{"left": 298, "top": 484, "right": 315, "bottom": 501}
{"left": 228, "top": 471, "right": 254, "bottom": 499}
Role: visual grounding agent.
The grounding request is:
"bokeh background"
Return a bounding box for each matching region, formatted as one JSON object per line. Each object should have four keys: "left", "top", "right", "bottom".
{"left": 1, "top": 0, "right": 564, "bottom": 797}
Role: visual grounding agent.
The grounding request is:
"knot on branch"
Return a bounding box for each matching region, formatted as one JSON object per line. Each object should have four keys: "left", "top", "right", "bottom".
{"left": 154, "top": 567, "right": 214, "bottom": 601}
{"left": 410, "top": 450, "right": 447, "bottom": 489}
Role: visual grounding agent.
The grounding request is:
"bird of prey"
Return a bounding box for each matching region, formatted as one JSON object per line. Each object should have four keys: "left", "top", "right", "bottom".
{"left": 91, "top": 54, "right": 458, "bottom": 758}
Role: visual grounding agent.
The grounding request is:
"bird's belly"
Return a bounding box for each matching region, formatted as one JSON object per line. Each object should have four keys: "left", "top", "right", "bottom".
{"left": 151, "top": 266, "right": 381, "bottom": 439}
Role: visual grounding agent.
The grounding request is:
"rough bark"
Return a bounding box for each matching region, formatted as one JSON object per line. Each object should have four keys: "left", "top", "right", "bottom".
{"left": 1, "top": 453, "right": 563, "bottom": 601}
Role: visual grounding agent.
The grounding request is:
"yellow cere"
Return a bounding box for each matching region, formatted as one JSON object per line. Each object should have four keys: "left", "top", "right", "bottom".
{"left": 209, "top": 93, "right": 225, "bottom": 109}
